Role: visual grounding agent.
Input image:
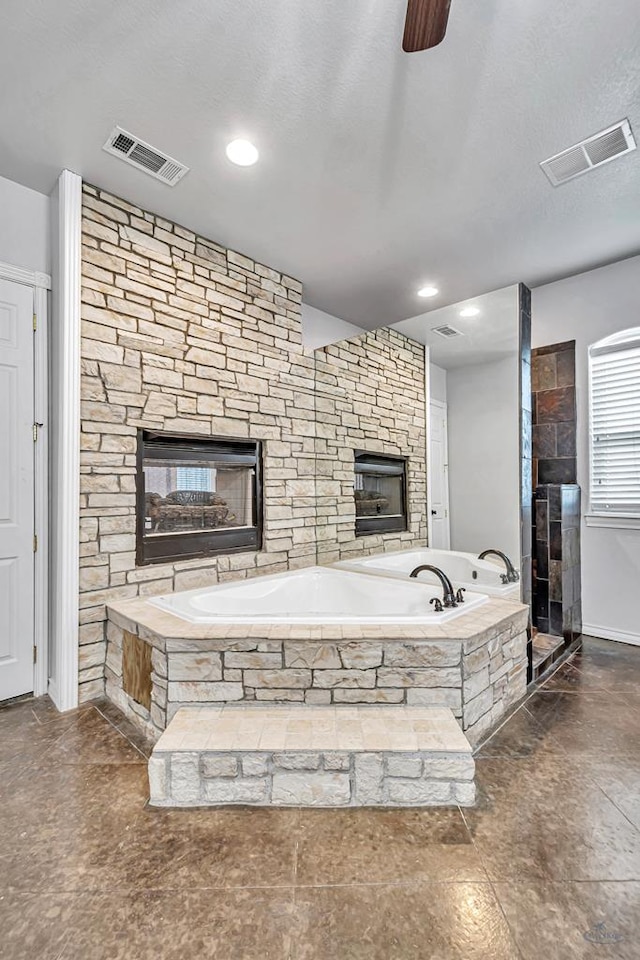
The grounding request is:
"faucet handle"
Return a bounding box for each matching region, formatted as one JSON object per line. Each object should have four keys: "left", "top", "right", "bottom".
{"left": 500, "top": 573, "right": 509, "bottom": 585}
{"left": 455, "top": 588, "right": 466, "bottom": 603}
{"left": 430, "top": 597, "right": 444, "bottom": 613}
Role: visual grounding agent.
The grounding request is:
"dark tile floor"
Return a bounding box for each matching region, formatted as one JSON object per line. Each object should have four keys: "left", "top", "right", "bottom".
{"left": 1, "top": 636, "right": 639, "bottom": 959}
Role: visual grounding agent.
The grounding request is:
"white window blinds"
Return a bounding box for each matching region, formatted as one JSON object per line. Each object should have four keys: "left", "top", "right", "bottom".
{"left": 589, "top": 333, "right": 640, "bottom": 515}
{"left": 176, "top": 466, "right": 216, "bottom": 492}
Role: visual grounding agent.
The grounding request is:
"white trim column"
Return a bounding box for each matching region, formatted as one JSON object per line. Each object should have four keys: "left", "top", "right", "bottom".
{"left": 48, "top": 170, "right": 82, "bottom": 711}
{"left": 33, "top": 281, "right": 50, "bottom": 696}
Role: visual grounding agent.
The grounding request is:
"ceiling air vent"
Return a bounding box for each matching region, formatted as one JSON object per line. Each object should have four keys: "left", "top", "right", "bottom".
{"left": 102, "top": 126, "right": 189, "bottom": 186}
{"left": 432, "top": 324, "right": 463, "bottom": 339}
{"left": 540, "top": 119, "right": 636, "bottom": 186}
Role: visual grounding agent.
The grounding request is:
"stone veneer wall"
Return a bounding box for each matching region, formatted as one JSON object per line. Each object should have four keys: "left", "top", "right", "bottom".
{"left": 79, "top": 184, "right": 314, "bottom": 702}
{"left": 79, "top": 185, "right": 427, "bottom": 702}
{"left": 150, "top": 747, "right": 476, "bottom": 808}
{"left": 314, "top": 330, "right": 427, "bottom": 564}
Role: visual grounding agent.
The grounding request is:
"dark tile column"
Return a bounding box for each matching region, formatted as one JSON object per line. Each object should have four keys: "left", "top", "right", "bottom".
{"left": 533, "top": 483, "right": 582, "bottom": 642}
{"left": 532, "top": 341, "right": 577, "bottom": 486}
{"left": 519, "top": 285, "right": 533, "bottom": 680}
{"left": 519, "top": 284, "right": 532, "bottom": 610}
{"left": 560, "top": 485, "right": 582, "bottom": 643}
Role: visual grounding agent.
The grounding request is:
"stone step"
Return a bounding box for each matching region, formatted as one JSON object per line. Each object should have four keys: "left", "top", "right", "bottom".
{"left": 148, "top": 704, "right": 475, "bottom": 808}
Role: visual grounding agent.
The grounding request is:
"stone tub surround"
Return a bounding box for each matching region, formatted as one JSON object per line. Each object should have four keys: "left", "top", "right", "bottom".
{"left": 78, "top": 184, "right": 427, "bottom": 704}
{"left": 149, "top": 705, "right": 475, "bottom": 807}
{"left": 105, "top": 595, "right": 528, "bottom": 745}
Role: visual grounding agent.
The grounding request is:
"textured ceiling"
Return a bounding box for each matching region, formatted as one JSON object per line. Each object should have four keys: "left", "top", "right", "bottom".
{"left": 1, "top": 0, "right": 640, "bottom": 328}
{"left": 392, "top": 285, "right": 519, "bottom": 369}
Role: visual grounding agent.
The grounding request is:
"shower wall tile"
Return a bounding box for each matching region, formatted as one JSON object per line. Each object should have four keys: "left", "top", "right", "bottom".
{"left": 538, "top": 457, "right": 577, "bottom": 485}
{"left": 556, "top": 347, "right": 576, "bottom": 386}
{"left": 531, "top": 352, "right": 557, "bottom": 391}
{"left": 532, "top": 483, "right": 581, "bottom": 642}
{"left": 535, "top": 386, "right": 576, "bottom": 424}
{"left": 531, "top": 341, "right": 577, "bottom": 488}
{"left": 556, "top": 420, "right": 577, "bottom": 457}
{"left": 533, "top": 423, "right": 556, "bottom": 459}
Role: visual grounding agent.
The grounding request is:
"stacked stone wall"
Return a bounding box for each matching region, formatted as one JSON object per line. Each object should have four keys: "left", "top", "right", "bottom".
{"left": 314, "top": 330, "right": 427, "bottom": 563}
{"left": 149, "top": 747, "right": 475, "bottom": 808}
{"left": 80, "top": 185, "right": 427, "bottom": 701}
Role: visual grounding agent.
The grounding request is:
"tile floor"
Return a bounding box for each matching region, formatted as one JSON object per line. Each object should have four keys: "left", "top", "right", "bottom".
{"left": 1, "top": 635, "right": 639, "bottom": 959}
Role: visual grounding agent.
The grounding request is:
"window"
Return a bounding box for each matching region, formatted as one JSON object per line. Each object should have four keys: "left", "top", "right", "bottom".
{"left": 175, "top": 466, "right": 215, "bottom": 492}
{"left": 589, "top": 329, "right": 640, "bottom": 520}
{"left": 354, "top": 451, "right": 408, "bottom": 536}
{"left": 137, "top": 430, "right": 262, "bottom": 564}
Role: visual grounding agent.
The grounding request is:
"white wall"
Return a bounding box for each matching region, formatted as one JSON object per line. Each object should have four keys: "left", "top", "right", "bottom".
{"left": 533, "top": 254, "right": 640, "bottom": 645}
{"left": 0, "top": 174, "right": 50, "bottom": 272}
{"left": 302, "top": 303, "right": 363, "bottom": 349}
{"left": 447, "top": 356, "right": 520, "bottom": 562}
{"left": 429, "top": 363, "right": 447, "bottom": 403}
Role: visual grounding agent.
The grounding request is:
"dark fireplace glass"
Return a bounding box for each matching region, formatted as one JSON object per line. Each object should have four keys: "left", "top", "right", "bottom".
{"left": 137, "top": 431, "right": 262, "bottom": 565}
{"left": 354, "top": 451, "right": 408, "bottom": 536}
{"left": 143, "top": 459, "right": 253, "bottom": 535}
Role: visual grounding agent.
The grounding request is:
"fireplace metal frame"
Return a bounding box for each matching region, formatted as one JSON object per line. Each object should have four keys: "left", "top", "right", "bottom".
{"left": 354, "top": 450, "right": 409, "bottom": 537}
{"left": 135, "top": 429, "right": 263, "bottom": 565}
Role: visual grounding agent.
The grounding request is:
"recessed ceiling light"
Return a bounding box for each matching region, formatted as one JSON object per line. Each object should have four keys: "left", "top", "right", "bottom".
{"left": 459, "top": 306, "right": 480, "bottom": 318}
{"left": 225, "top": 139, "right": 259, "bottom": 166}
{"left": 417, "top": 285, "right": 439, "bottom": 298}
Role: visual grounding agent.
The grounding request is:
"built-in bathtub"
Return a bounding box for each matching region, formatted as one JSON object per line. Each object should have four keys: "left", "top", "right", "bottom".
{"left": 148, "top": 565, "right": 489, "bottom": 625}
{"left": 106, "top": 562, "right": 529, "bottom": 749}
{"left": 334, "top": 548, "right": 521, "bottom": 599}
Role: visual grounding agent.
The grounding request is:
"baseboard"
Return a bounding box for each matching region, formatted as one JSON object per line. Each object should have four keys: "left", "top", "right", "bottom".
{"left": 47, "top": 678, "right": 62, "bottom": 711}
{"left": 582, "top": 624, "right": 640, "bottom": 648}
{"left": 48, "top": 677, "right": 83, "bottom": 713}
{"left": 47, "top": 678, "right": 78, "bottom": 712}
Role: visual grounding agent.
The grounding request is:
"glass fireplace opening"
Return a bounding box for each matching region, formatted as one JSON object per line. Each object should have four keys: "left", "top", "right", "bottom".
{"left": 354, "top": 451, "right": 408, "bottom": 536}
{"left": 137, "top": 431, "right": 262, "bottom": 565}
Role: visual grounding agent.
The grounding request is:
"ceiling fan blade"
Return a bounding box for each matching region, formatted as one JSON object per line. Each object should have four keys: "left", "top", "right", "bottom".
{"left": 403, "top": 0, "right": 451, "bottom": 52}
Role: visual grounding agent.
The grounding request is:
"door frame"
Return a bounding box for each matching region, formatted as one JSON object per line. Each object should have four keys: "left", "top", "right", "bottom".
{"left": 0, "top": 261, "right": 51, "bottom": 697}
{"left": 427, "top": 396, "right": 451, "bottom": 550}
{"left": 48, "top": 170, "right": 82, "bottom": 712}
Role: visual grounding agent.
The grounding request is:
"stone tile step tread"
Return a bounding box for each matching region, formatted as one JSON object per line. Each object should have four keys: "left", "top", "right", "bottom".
{"left": 149, "top": 705, "right": 476, "bottom": 807}
{"left": 532, "top": 633, "right": 564, "bottom": 669}
{"left": 154, "top": 704, "right": 472, "bottom": 755}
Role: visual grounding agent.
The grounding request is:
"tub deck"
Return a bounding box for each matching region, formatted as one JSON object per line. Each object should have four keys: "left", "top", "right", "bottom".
{"left": 334, "top": 548, "right": 522, "bottom": 600}
{"left": 146, "top": 566, "right": 490, "bottom": 625}
{"left": 107, "top": 592, "right": 526, "bottom": 645}
{"left": 105, "top": 593, "right": 529, "bottom": 748}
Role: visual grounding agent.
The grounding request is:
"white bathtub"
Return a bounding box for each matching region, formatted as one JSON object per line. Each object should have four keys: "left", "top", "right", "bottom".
{"left": 334, "top": 548, "right": 521, "bottom": 600}
{"left": 148, "top": 565, "right": 489, "bottom": 625}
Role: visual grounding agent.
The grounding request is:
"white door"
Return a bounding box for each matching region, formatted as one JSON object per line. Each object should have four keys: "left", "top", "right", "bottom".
{"left": 0, "top": 279, "right": 34, "bottom": 701}
{"left": 429, "top": 399, "right": 450, "bottom": 549}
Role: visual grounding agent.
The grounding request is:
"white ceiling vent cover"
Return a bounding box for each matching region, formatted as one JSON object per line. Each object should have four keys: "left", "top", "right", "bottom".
{"left": 432, "top": 324, "right": 464, "bottom": 339}
{"left": 540, "top": 119, "right": 636, "bottom": 186}
{"left": 102, "top": 127, "right": 189, "bottom": 186}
